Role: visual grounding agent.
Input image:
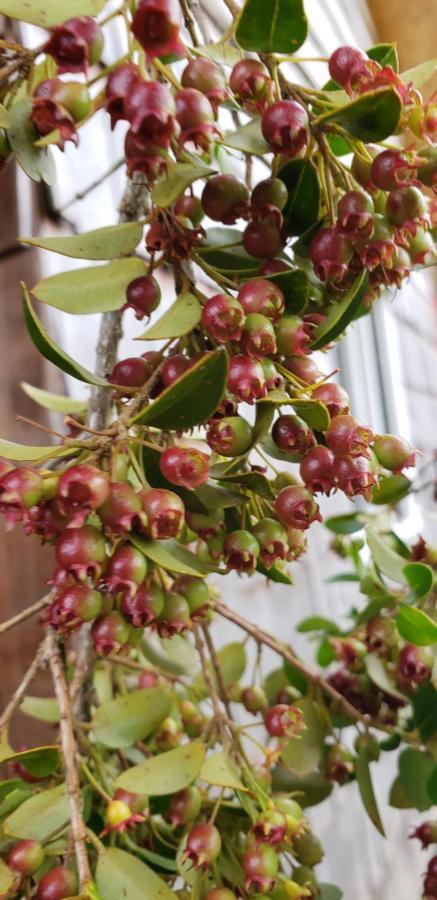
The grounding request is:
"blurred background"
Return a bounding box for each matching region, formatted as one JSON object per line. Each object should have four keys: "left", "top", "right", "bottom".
{"left": 0, "top": 0, "right": 436, "bottom": 897}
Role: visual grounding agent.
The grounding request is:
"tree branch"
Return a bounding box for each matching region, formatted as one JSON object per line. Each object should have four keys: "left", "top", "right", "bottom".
{"left": 0, "top": 635, "right": 49, "bottom": 731}
{"left": 0, "top": 591, "right": 55, "bottom": 636}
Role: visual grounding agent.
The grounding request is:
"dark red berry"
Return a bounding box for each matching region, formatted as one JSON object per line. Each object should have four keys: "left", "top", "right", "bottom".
{"left": 201, "top": 293, "right": 245, "bottom": 342}
{"left": 206, "top": 416, "right": 253, "bottom": 457}
{"left": 242, "top": 842, "right": 279, "bottom": 893}
{"left": 261, "top": 100, "right": 309, "bottom": 157}
{"left": 230, "top": 59, "right": 274, "bottom": 112}
{"left": 300, "top": 446, "right": 336, "bottom": 495}
{"left": 227, "top": 355, "right": 266, "bottom": 403}
{"left": 333, "top": 454, "right": 376, "bottom": 499}
{"left": 161, "top": 353, "right": 190, "bottom": 386}
{"left": 252, "top": 809, "right": 288, "bottom": 846}
{"left": 124, "top": 275, "right": 161, "bottom": 319}
{"left": 175, "top": 88, "right": 218, "bottom": 149}
{"left": 35, "top": 866, "right": 78, "bottom": 900}
{"left": 167, "top": 786, "right": 202, "bottom": 826}
{"left": 131, "top": 0, "right": 185, "bottom": 62}
{"left": 32, "top": 79, "right": 90, "bottom": 148}
{"left": 159, "top": 446, "right": 210, "bottom": 490}
{"left": 55, "top": 525, "right": 106, "bottom": 583}
{"left": 283, "top": 355, "right": 320, "bottom": 384}
{"left": 57, "top": 463, "right": 109, "bottom": 526}
{"left": 371, "top": 150, "right": 416, "bottom": 191}
{"left": 224, "top": 530, "right": 260, "bottom": 574}
{"left": 91, "top": 610, "right": 130, "bottom": 656}
{"left": 106, "top": 544, "right": 148, "bottom": 596}
{"left": 398, "top": 644, "right": 432, "bottom": 685}
{"left": 275, "top": 485, "right": 321, "bottom": 530}
{"left": 312, "top": 382, "right": 349, "bottom": 418}
{"left": 182, "top": 823, "right": 221, "bottom": 870}
{"left": 337, "top": 190, "right": 374, "bottom": 236}
{"left": 174, "top": 194, "right": 204, "bottom": 226}
{"left": 275, "top": 315, "right": 312, "bottom": 356}
{"left": 201, "top": 175, "right": 249, "bottom": 224}
{"left": 7, "top": 840, "right": 44, "bottom": 876}
{"left": 326, "top": 415, "right": 374, "bottom": 458}
{"left": 125, "top": 79, "right": 177, "bottom": 145}
{"left": 253, "top": 517, "right": 289, "bottom": 569}
{"left": 140, "top": 488, "right": 185, "bottom": 539}
{"left": 48, "top": 585, "right": 102, "bottom": 632}
{"left": 181, "top": 58, "right": 227, "bottom": 112}
{"left": 99, "top": 482, "right": 147, "bottom": 533}
{"left": 238, "top": 277, "right": 285, "bottom": 322}
{"left": 310, "top": 227, "right": 353, "bottom": 283}
{"left": 105, "top": 62, "right": 141, "bottom": 128}
{"left": 240, "top": 313, "right": 277, "bottom": 359}
{"left": 365, "top": 617, "right": 396, "bottom": 656}
{"left": 328, "top": 46, "right": 369, "bottom": 89}
{"left": 243, "top": 218, "right": 284, "bottom": 260}
{"left": 264, "top": 703, "right": 306, "bottom": 738}
{"left": 43, "top": 16, "right": 103, "bottom": 73}
{"left": 272, "top": 415, "right": 316, "bottom": 455}
{"left": 109, "top": 357, "right": 150, "bottom": 390}
{"left": 410, "top": 821, "right": 437, "bottom": 849}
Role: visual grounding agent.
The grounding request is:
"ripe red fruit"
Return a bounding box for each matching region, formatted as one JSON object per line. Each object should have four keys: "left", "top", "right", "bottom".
{"left": 57, "top": 463, "right": 109, "bottom": 526}
{"left": 261, "top": 100, "right": 309, "bottom": 157}
{"left": 7, "top": 840, "right": 45, "bottom": 876}
{"left": 265, "top": 703, "right": 306, "bottom": 738}
{"left": 275, "top": 485, "right": 321, "bottom": 530}
{"left": 105, "top": 62, "right": 142, "bottom": 128}
{"left": 371, "top": 150, "right": 416, "bottom": 191}
{"left": 410, "top": 821, "right": 437, "bottom": 849}
{"left": 328, "top": 45, "right": 369, "bottom": 90}
{"left": 398, "top": 644, "right": 432, "bottom": 685}
{"left": 140, "top": 488, "right": 185, "bottom": 539}
{"left": 240, "top": 313, "right": 277, "bottom": 359}
{"left": 174, "top": 194, "right": 204, "bottom": 226}
{"left": 35, "top": 866, "right": 78, "bottom": 900}
{"left": 300, "top": 446, "right": 336, "bottom": 495}
{"left": 109, "top": 356, "right": 150, "bottom": 390}
{"left": 326, "top": 415, "right": 374, "bottom": 457}
{"left": 54, "top": 525, "right": 106, "bottom": 583}
{"left": 161, "top": 353, "right": 190, "bottom": 386}
{"left": 275, "top": 315, "right": 312, "bottom": 356}
{"left": 167, "top": 785, "right": 202, "bottom": 826}
{"left": 181, "top": 58, "right": 227, "bottom": 112}
{"left": 124, "top": 129, "right": 168, "bottom": 181}
{"left": 124, "top": 275, "right": 161, "bottom": 319}
{"left": 238, "top": 278, "right": 285, "bottom": 322}
{"left": 48, "top": 585, "right": 102, "bottom": 632}
{"left": 227, "top": 355, "right": 266, "bottom": 403}
{"left": 182, "top": 823, "right": 222, "bottom": 870}
{"left": 201, "top": 175, "right": 249, "bottom": 224}
{"left": 230, "top": 59, "right": 274, "bottom": 112}
{"left": 131, "top": 0, "right": 185, "bottom": 61}
{"left": 251, "top": 177, "right": 288, "bottom": 214}
{"left": 106, "top": 544, "right": 148, "bottom": 596}
{"left": 333, "top": 454, "right": 377, "bottom": 499}
{"left": 253, "top": 518, "right": 289, "bottom": 569}
{"left": 205, "top": 890, "right": 237, "bottom": 900}
{"left": 310, "top": 227, "right": 353, "bottom": 283}
{"left": 91, "top": 611, "right": 130, "bottom": 655}
{"left": 224, "top": 530, "right": 260, "bottom": 574}
{"left": 175, "top": 88, "right": 218, "bottom": 149}
{"left": 365, "top": 617, "right": 396, "bottom": 656}
{"left": 201, "top": 293, "right": 245, "bottom": 342}
{"left": 272, "top": 415, "right": 316, "bottom": 455}
{"left": 283, "top": 355, "right": 320, "bottom": 384}
{"left": 159, "top": 446, "right": 210, "bottom": 490}
{"left": 0, "top": 466, "right": 43, "bottom": 530}
{"left": 138, "top": 668, "right": 159, "bottom": 688}
{"left": 252, "top": 809, "right": 288, "bottom": 845}
{"left": 337, "top": 190, "right": 374, "bottom": 236}
{"left": 242, "top": 842, "right": 279, "bottom": 893}
{"left": 312, "top": 382, "right": 350, "bottom": 418}
{"left": 31, "top": 79, "right": 90, "bottom": 148}
{"left": 206, "top": 416, "right": 253, "bottom": 457}
{"left": 243, "top": 218, "right": 284, "bottom": 260}
{"left": 372, "top": 434, "right": 415, "bottom": 472}
{"left": 99, "top": 482, "right": 147, "bottom": 533}
{"left": 125, "top": 79, "right": 177, "bottom": 145}
{"left": 43, "top": 16, "right": 103, "bottom": 73}
{"left": 261, "top": 358, "right": 283, "bottom": 391}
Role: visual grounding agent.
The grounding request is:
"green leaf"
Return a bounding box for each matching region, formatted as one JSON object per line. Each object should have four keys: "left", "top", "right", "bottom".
{"left": 402, "top": 562, "right": 434, "bottom": 600}
{"left": 194, "top": 642, "right": 247, "bottom": 697}
{"left": 32, "top": 258, "right": 146, "bottom": 315}
{"left": 320, "top": 885, "right": 343, "bottom": 900}
{"left": 326, "top": 572, "right": 361, "bottom": 584}
{"left": 367, "top": 43, "right": 399, "bottom": 71}
{"left": 0, "top": 438, "right": 76, "bottom": 463}
{"left": 141, "top": 637, "right": 194, "bottom": 677}
{"left": 263, "top": 668, "right": 288, "bottom": 705}
{"left": 160, "top": 635, "right": 197, "bottom": 674}
{"left": 267, "top": 268, "right": 309, "bottom": 315}
{"left": 370, "top": 473, "right": 411, "bottom": 505}
{"left": 412, "top": 683, "right": 437, "bottom": 743}
{"left": 116, "top": 741, "right": 205, "bottom": 795}
{"left": 428, "top": 767, "right": 437, "bottom": 804}
{"left": 291, "top": 398, "right": 330, "bottom": 431}
{"left": 130, "top": 534, "right": 215, "bottom": 576}
{"left": 0, "top": 860, "right": 15, "bottom": 895}
{"left": 198, "top": 228, "right": 259, "bottom": 273}
{"left": 0, "top": 0, "right": 105, "bottom": 25}
{"left": 21, "top": 382, "right": 87, "bottom": 415}
{"left": 236, "top": 0, "right": 308, "bottom": 53}
{"left": 317, "top": 638, "right": 336, "bottom": 667}
{"left": 91, "top": 688, "right": 171, "bottom": 748}
{"left": 257, "top": 560, "right": 293, "bottom": 584}
{"left": 365, "top": 654, "right": 406, "bottom": 701}
{"left": 401, "top": 58, "right": 437, "bottom": 89}
{"left": 20, "top": 697, "right": 60, "bottom": 723}
{"left": 132, "top": 350, "right": 228, "bottom": 429}
{"left": 396, "top": 606, "right": 437, "bottom": 646}
{"left": 366, "top": 527, "right": 407, "bottom": 583}
{"left": 311, "top": 271, "right": 369, "bottom": 350}
{"left": 398, "top": 749, "right": 435, "bottom": 811}
{"left": 218, "top": 471, "right": 275, "bottom": 501}
{"left": 297, "top": 616, "right": 340, "bottom": 634}
{"left": 22, "top": 285, "right": 110, "bottom": 387}
{"left": 21, "top": 222, "right": 143, "bottom": 260}
{"left": 200, "top": 751, "right": 247, "bottom": 791}
{"left": 192, "top": 42, "right": 242, "bottom": 66}
{"left": 0, "top": 103, "right": 10, "bottom": 128}
{"left": 221, "top": 118, "right": 270, "bottom": 156}
{"left": 389, "top": 776, "right": 414, "bottom": 809}
{"left": 324, "top": 513, "right": 364, "bottom": 535}
{"left": 152, "top": 161, "right": 214, "bottom": 208}
{"left": 279, "top": 159, "right": 320, "bottom": 236}
{"left": 355, "top": 747, "right": 385, "bottom": 836}
{"left": 4, "top": 784, "right": 68, "bottom": 840}
{"left": 316, "top": 88, "right": 402, "bottom": 141}
{"left": 281, "top": 699, "right": 325, "bottom": 775}
{"left": 137, "top": 293, "right": 201, "bottom": 340}
{"left": 8, "top": 98, "right": 54, "bottom": 184}
{"left": 272, "top": 766, "right": 333, "bottom": 807}
{"left": 0, "top": 745, "right": 59, "bottom": 777}
{"left": 96, "top": 848, "right": 175, "bottom": 900}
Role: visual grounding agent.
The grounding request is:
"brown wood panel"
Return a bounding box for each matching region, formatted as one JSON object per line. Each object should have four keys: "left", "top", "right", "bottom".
{"left": 368, "top": 0, "right": 437, "bottom": 95}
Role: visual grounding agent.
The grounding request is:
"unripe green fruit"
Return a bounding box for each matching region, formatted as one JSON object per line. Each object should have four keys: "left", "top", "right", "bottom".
{"left": 54, "top": 81, "right": 91, "bottom": 121}
{"left": 7, "top": 839, "right": 45, "bottom": 876}
{"left": 292, "top": 865, "right": 319, "bottom": 897}
{"left": 373, "top": 434, "right": 414, "bottom": 471}
{"left": 292, "top": 829, "right": 324, "bottom": 867}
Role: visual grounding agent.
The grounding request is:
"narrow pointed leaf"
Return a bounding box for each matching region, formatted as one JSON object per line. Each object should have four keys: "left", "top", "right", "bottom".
{"left": 116, "top": 741, "right": 205, "bottom": 795}
{"left": 8, "top": 98, "right": 54, "bottom": 184}
{"left": 291, "top": 398, "right": 330, "bottom": 431}
{"left": 0, "top": 0, "right": 106, "bottom": 26}
{"left": 366, "top": 527, "right": 407, "bottom": 583}
{"left": 22, "top": 285, "right": 110, "bottom": 386}
{"left": 20, "top": 697, "right": 60, "bottom": 723}
{"left": 396, "top": 606, "right": 437, "bottom": 646}
{"left": 222, "top": 119, "right": 270, "bottom": 155}
{"left": 96, "top": 848, "right": 175, "bottom": 900}
{"left": 316, "top": 88, "right": 402, "bottom": 141}
{"left": 0, "top": 438, "right": 77, "bottom": 462}
{"left": 152, "top": 161, "right": 214, "bottom": 207}
{"left": 21, "top": 222, "right": 143, "bottom": 260}
{"left": 91, "top": 689, "right": 171, "bottom": 748}
{"left": 355, "top": 747, "right": 385, "bottom": 836}
{"left": 400, "top": 58, "right": 437, "bottom": 89}
{"left": 311, "top": 271, "right": 369, "bottom": 350}
{"left": 32, "top": 258, "right": 146, "bottom": 314}
{"left": 130, "top": 534, "right": 216, "bottom": 576}
{"left": 279, "top": 159, "right": 321, "bottom": 235}
{"left": 370, "top": 473, "right": 411, "bottom": 505}
{"left": 137, "top": 292, "right": 201, "bottom": 340}
{"left": 21, "top": 382, "right": 87, "bottom": 415}
{"left": 4, "top": 784, "right": 69, "bottom": 840}
{"left": 236, "top": 0, "right": 308, "bottom": 53}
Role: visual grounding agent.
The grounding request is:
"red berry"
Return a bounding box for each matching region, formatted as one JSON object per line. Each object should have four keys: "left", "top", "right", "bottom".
{"left": 275, "top": 315, "right": 312, "bottom": 356}
{"left": 124, "top": 275, "right": 161, "bottom": 319}
{"left": 140, "top": 488, "right": 185, "bottom": 539}
{"left": 91, "top": 610, "right": 130, "bottom": 655}
{"left": 259, "top": 258, "right": 291, "bottom": 276}
{"left": 253, "top": 518, "right": 289, "bottom": 569}
{"left": 251, "top": 177, "right": 288, "bottom": 213}
{"left": 283, "top": 355, "right": 320, "bottom": 384}
{"left": 312, "top": 382, "right": 349, "bottom": 418}
{"left": 230, "top": 60, "right": 273, "bottom": 112}
{"left": 371, "top": 150, "right": 416, "bottom": 191}
{"left": 328, "top": 46, "right": 368, "bottom": 89}
{"left": 35, "top": 866, "right": 78, "bottom": 900}
{"left": 410, "top": 821, "right": 437, "bottom": 849}
{"left": 238, "top": 277, "right": 285, "bottom": 322}
{"left": 32, "top": 79, "right": 90, "bottom": 147}
{"left": 243, "top": 842, "right": 279, "bottom": 893}
{"left": 174, "top": 194, "right": 204, "bottom": 226}
{"left": 243, "top": 218, "right": 284, "bottom": 259}
{"left": 55, "top": 525, "right": 106, "bottom": 582}
{"left": 7, "top": 840, "right": 44, "bottom": 876}
{"left": 99, "top": 482, "right": 146, "bottom": 533}
{"left": 261, "top": 100, "right": 309, "bottom": 157}
{"left": 109, "top": 357, "right": 150, "bottom": 390}
{"left": 175, "top": 88, "right": 218, "bottom": 149}
{"left": 261, "top": 358, "right": 283, "bottom": 391}
{"left": 227, "top": 355, "right": 266, "bottom": 403}
{"left": 240, "top": 313, "right": 277, "bottom": 359}
{"left": 206, "top": 416, "right": 253, "bottom": 457}
{"left": 48, "top": 585, "right": 102, "bottom": 632}
{"left": 138, "top": 668, "right": 159, "bottom": 688}
{"left": 372, "top": 434, "right": 415, "bottom": 472}
{"left": 273, "top": 415, "right": 316, "bottom": 455}
{"left": 106, "top": 544, "right": 148, "bottom": 596}
{"left": 252, "top": 809, "right": 288, "bottom": 845}
{"left": 201, "top": 174, "right": 249, "bottom": 224}
{"left": 181, "top": 58, "right": 227, "bottom": 112}
{"left": 161, "top": 353, "right": 190, "bottom": 386}
{"left": 224, "top": 530, "right": 260, "bottom": 574}
{"left": 310, "top": 227, "right": 353, "bottom": 283}
{"left": 275, "top": 485, "right": 321, "bottom": 530}
{"left": 265, "top": 703, "right": 306, "bottom": 738}
{"left": 131, "top": 0, "right": 185, "bottom": 62}
{"left": 398, "top": 644, "right": 432, "bottom": 685}
{"left": 125, "top": 79, "right": 177, "bottom": 145}
{"left": 326, "top": 415, "right": 374, "bottom": 458}
{"left": 333, "top": 454, "right": 376, "bottom": 499}
{"left": 205, "top": 891, "right": 237, "bottom": 900}
{"left": 159, "top": 446, "right": 210, "bottom": 490}
{"left": 365, "top": 617, "right": 397, "bottom": 656}
{"left": 157, "top": 592, "right": 190, "bottom": 637}
{"left": 124, "top": 128, "right": 168, "bottom": 181}
{"left": 105, "top": 62, "right": 141, "bottom": 128}
{"left": 182, "top": 823, "right": 222, "bottom": 870}
{"left": 43, "top": 16, "right": 103, "bottom": 73}
{"left": 121, "top": 582, "right": 164, "bottom": 627}
{"left": 57, "top": 463, "right": 109, "bottom": 526}
{"left": 300, "top": 445, "right": 336, "bottom": 495}
{"left": 167, "top": 785, "right": 202, "bottom": 826}
{"left": 201, "top": 293, "right": 245, "bottom": 342}
{"left": 337, "top": 190, "right": 374, "bottom": 236}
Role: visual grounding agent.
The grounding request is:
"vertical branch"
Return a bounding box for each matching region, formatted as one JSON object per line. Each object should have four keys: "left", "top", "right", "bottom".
{"left": 46, "top": 630, "right": 91, "bottom": 891}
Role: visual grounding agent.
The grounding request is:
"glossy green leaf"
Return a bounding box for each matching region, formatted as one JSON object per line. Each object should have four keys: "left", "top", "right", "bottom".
{"left": 198, "top": 228, "right": 259, "bottom": 273}
{"left": 260, "top": 433, "right": 301, "bottom": 464}
{"left": 0, "top": 787, "right": 34, "bottom": 818}
{"left": 370, "top": 473, "right": 411, "bottom": 505}
{"left": 152, "top": 161, "right": 214, "bottom": 208}
{"left": 398, "top": 749, "right": 435, "bottom": 811}
{"left": 367, "top": 43, "right": 399, "bottom": 71}
{"left": 194, "top": 642, "right": 247, "bottom": 697}
{"left": 32, "top": 258, "right": 146, "bottom": 315}
{"left": 412, "top": 683, "right": 437, "bottom": 743}
{"left": 365, "top": 654, "right": 406, "bottom": 701}
{"left": 389, "top": 776, "right": 414, "bottom": 809}
{"left": 236, "top": 0, "right": 308, "bottom": 53}
{"left": 402, "top": 562, "right": 434, "bottom": 600}
{"left": 0, "top": 0, "right": 105, "bottom": 26}
{"left": 4, "top": 784, "right": 68, "bottom": 840}
{"left": 317, "top": 87, "right": 402, "bottom": 141}
{"left": 355, "top": 747, "right": 385, "bottom": 836}
{"left": 91, "top": 688, "right": 171, "bottom": 748}
{"left": 324, "top": 513, "right": 365, "bottom": 535}
{"left": 281, "top": 699, "right": 325, "bottom": 775}
{"left": 131, "top": 350, "right": 228, "bottom": 429}
{"left": 297, "top": 616, "right": 340, "bottom": 634}
{"left": 263, "top": 668, "right": 288, "bottom": 705}
{"left": 291, "top": 398, "right": 330, "bottom": 431}
{"left": 200, "top": 752, "right": 247, "bottom": 791}
{"left": 221, "top": 118, "right": 270, "bottom": 156}
{"left": 317, "top": 638, "right": 336, "bottom": 667}
{"left": 396, "top": 606, "right": 437, "bottom": 646}
{"left": 137, "top": 293, "right": 201, "bottom": 340}
{"left": 130, "top": 534, "right": 215, "bottom": 576}
{"left": 311, "top": 271, "right": 369, "bottom": 350}
{"left": 8, "top": 98, "right": 54, "bottom": 184}
{"left": 0, "top": 438, "right": 76, "bottom": 462}
{"left": 21, "top": 382, "right": 87, "bottom": 415}
{"left": 0, "top": 745, "right": 60, "bottom": 776}
{"left": 20, "top": 697, "right": 60, "bottom": 723}
{"left": 0, "top": 860, "right": 15, "bottom": 895}
{"left": 218, "top": 470, "right": 275, "bottom": 501}
{"left": 326, "top": 572, "right": 361, "bottom": 584}
{"left": 366, "top": 527, "right": 407, "bottom": 583}
{"left": 257, "top": 560, "right": 293, "bottom": 584}
{"left": 267, "top": 268, "right": 309, "bottom": 315}
{"left": 401, "top": 58, "right": 437, "bottom": 89}
{"left": 22, "top": 285, "right": 110, "bottom": 386}
{"left": 116, "top": 741, "right": 205, "bottom": 795}
{"left": 193, "top": 42, "right": 242, "bottom": 66}
{"left": 279, "top": 160, "right": 320, "bottom": 236}
{"left": 272, "top": 766, "right": 333, "bottom": 807}
{"left": 96, "top": 848, "right": 175, "bottom": 900}
{"left": 21, "top": 222, "right": 143, "bottom": 260}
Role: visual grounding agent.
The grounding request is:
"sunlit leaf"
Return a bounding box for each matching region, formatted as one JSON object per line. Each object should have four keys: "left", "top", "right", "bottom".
{"left": 21, "top": 382, "right": 87, "bottom": 415}
{"left": 130, "top": 534, "right": 216, "bottom": 576}
{"left": 116, "top": 741, "right": 205, "bottom": 795}
{"left": 4, "top": 784, "right": 69, "bottom": 840}
{"left": 152, "top": 161, "right": 214, "bottom": 208}
{"left": 221, "top": 119, "right": 270, "bottom": 156}
{"left": 200, "top": 752, "right": 247, "bottom": 791}
{"left": 20, "top": 697, "right": 60, "bottom": 723}
{"left": 0, "top": 745, "right": 60, "bottom": 777}
{"left": 396, "top": 606, "right": 437, "bottom": 646}
{"left": 365, "top": 654, "right": 406, "bottom": 701}
{"left": 137, "top": 293, "right": 201, "bottom": 340}
{"left": 236, "top": 0, "right": 308, "bottom": 53}
{"left": 0, "top": 438, "right": 77, "bottom": 463}
{"left": 96, "top": 848, "right": 175, "bottom": 900}
{"left": 91, "top": 689, "right": 171, "bottom": 748}
{"left": 32, "top": 258, "right": 146, "bottom": 314}
{"left": 21, "top": 222, "right": 143, "bottom": 260}
{"left": 8, "top": 97, "right": 54, "bottom": 184}
{"left": 0, "top": 0, "right": 105, "bottom": 26}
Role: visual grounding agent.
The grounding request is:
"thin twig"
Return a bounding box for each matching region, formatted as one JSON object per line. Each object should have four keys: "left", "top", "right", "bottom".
{"left": 201, "top": 623, "right": 233, "bottom": 719}
{"left": 46, "top": 631, "right": 91, "bottom": 891}
{"left": 57, "top": 158, "right": 125, "bottom": 213}
{"left": 0, "top": 635, "right": 49, "bottom": 731}
{"left": 0, "top": 591, "right": 55, "bottom": 636}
